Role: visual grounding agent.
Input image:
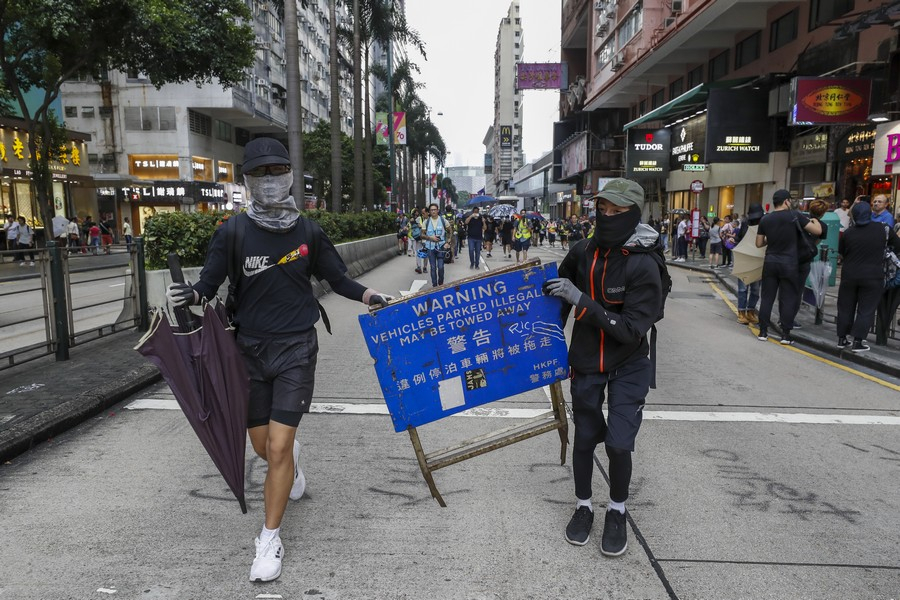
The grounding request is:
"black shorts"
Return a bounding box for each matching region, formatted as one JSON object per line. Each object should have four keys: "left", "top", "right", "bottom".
{"left": 514, "top": 238, "right": 531, "bottom": 251}
{"left": 570, "top": 357, "right": 651, "bottom": 452}
{"left": 237, "top": 328, "right": 318, "bottom": 428}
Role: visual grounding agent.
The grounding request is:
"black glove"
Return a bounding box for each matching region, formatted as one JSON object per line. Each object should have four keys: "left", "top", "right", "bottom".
{"left": 166, "top": 282, "right": 199, "bottom": 307}
{"left": 368, "top": 293, "right": 394, "bottom": 308}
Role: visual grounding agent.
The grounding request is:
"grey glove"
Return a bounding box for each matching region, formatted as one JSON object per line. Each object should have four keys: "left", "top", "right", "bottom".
{"left": 543, "top": 278, "right": 583, "bottom": 306}
{"left": 368, "top": 293, "right": 395, "bottom": 308}
{"left": 166, "top": 282, "right": 199, "bottom": 307}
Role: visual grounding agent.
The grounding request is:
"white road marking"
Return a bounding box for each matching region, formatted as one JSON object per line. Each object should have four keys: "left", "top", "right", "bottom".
{"left": 108, "top": 283, "right": 125, "bottom": 288}
{"left": 0, "top": 415, "right": 15, "bottom": 425}
{"left": 399, "top": 279, "right": 428, "bottom": 296}
{"left": 124, "top": 398, "right": 900, "bottom": 425}
{"left": 255, "top": 595, "right": 283, "bottom": 599}
{"left": 96, "top": 589, "right": 117, "bottom": 595}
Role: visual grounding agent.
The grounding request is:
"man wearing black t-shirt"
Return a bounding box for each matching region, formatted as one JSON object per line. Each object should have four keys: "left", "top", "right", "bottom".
{"left": 166, "top": 138, "right": 393, "bottom": 583}
{"left": 755, "top": 189, "right": 822, "bottom": 344}
{"left": 465, "top": 206, "right": 485, "bottom": 269}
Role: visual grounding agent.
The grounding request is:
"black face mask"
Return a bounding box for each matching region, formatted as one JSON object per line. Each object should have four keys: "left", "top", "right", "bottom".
{"left": 592, "top": 205, "right": 642, "bottom": 248}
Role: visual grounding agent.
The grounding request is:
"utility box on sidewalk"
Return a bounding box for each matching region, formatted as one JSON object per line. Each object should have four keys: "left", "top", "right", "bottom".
{"left": 819, "top": 211, "right": 840, "bottom": 286}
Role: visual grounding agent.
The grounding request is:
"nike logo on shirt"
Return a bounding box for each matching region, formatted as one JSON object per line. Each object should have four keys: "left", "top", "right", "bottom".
{"left": 243, "top": 256, "right": 275, "bottom": 277}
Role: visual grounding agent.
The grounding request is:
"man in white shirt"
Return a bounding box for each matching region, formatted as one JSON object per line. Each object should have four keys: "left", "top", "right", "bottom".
{"left": 15, "top": 216, "right": 35, "bottom": 267}
{"left": 833, "top": 198, "right": 851, "bottom": 233}
{"left": 675, "top": 217, "right": 688, "bottom": 262}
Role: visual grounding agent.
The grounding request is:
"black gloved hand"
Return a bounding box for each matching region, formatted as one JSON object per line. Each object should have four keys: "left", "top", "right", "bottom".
{"left": 369, "top": 293, "right": 394, "bottom": 308}
{"left": 166, "top": 282, "right": 199, "bottom": 307}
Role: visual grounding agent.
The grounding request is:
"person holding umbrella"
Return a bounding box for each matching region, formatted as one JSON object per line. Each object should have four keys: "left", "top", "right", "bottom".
{"left": 166, "top": 137, "right": 393, "bottom": 583}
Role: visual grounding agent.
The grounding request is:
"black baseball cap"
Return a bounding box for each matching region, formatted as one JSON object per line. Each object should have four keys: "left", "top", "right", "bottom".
{"left": 243, "top": 137, "right": 291, "bottom": 172}
{"left": 772, "top": 189, "right": 792, "bottom": 203}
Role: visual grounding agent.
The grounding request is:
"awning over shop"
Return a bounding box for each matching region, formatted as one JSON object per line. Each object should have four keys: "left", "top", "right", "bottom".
{"left": 623, "top": 78, "right": 756, "bottom": 131}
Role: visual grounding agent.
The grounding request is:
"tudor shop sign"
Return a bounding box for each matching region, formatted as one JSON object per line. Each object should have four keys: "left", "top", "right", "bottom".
{"left": 626, "top": 128, "right": 670, "bottom": 179}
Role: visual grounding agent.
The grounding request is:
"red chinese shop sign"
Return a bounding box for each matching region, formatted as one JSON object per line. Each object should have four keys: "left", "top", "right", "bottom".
{"left": 789, "top": 77, "right": 871, "bottom": 125}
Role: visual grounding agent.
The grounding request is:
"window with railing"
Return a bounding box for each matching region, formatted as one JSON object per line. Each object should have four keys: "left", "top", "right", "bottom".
{"left": 687, "top": 65, "right": 703, "bottom": 88}
{"left": 617, "top": 6, "right": 643, "bottom": 51}
{"left": 125, "top": 107, "right": 177, "bottom": 131}
{"left": 809, "top": 0, "right": 853, "bottom": 30}
{"left": 189, "top": 110, "right": 212, "bottom": 136}
{"left": 669, "top": 77, "right": 684, "bottom": 99}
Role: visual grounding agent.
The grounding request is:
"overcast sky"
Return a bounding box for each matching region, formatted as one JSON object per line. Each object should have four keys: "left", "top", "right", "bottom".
{"left": 404, "top": 1, "right": 562, "bottom": 169}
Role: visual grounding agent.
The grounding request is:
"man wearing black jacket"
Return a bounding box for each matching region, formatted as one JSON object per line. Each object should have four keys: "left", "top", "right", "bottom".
{"left": 166, "top": 138, "right": 393, "bottom": 583}
{"left": 544, "top": 178, "right": 662, "bottom": 558}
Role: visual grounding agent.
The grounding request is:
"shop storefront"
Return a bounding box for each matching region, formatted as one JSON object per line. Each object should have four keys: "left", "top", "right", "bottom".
{"left": 835, "top": 126, "right": 879, "bottom": 201}
{"left": 0, "top": 119, "right": 92, "bottom": 233}
{"left": 788, "top": 131, "right": 829, "bottom": 201}
{"left": 872, "top": 120, "right": 899, "bottom": 210}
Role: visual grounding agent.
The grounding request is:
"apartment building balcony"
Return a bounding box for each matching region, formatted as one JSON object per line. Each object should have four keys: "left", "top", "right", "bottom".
{"left": 585, "top": 0, "right": 781, "bottom": 111}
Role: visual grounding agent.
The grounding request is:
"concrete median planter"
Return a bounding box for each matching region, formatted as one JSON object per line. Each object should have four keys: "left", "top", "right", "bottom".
{"left": 144, "top": 233, "right": 396, "bottom": 307}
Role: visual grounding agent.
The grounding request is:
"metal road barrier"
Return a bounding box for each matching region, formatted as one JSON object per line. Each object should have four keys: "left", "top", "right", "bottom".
{"left": 0, "top": 239, "right": 148, "bottom": 371}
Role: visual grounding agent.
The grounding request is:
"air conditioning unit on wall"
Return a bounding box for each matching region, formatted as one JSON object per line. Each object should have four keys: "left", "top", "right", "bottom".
{"left": 611, "top": 50, "right": 626, "bottom": 71}
{"left": 671, "top": 0, "right": 684, "bottom": 13}
{"left": 664, "top": 16, "right": 677, "bottom": 27}
{"left": 596, "top": 22, "right": 609, "bottom": 36}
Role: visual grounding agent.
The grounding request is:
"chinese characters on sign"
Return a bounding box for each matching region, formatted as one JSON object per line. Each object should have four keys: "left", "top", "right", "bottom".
{"left": 790, "top": 77, "right": 872, "bottom": 125}
{"left": 516, "top": 63, "right": 566, "bottom": 90}
{"left": 359, "top": 263, "right": 569, "bottom": 432}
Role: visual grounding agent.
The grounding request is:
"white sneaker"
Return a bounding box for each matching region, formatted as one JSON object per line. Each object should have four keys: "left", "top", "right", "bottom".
{"left": 289, "top": 439, "right": 306, "bottom": 500}
{"left": 250, "top": 535, "right": 284, "bottom": 582}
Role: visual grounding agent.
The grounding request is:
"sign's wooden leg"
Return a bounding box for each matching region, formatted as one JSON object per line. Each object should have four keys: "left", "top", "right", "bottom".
{"left": 550, "top": 381, "right": 569, "bottom": 465}
{"left": 407, "top": 426, "right": 446, "bottom": 507}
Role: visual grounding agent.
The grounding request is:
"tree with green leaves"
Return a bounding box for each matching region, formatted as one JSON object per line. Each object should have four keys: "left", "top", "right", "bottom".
{"left": 0, "top": 0, "right": 255, "bottom": 232}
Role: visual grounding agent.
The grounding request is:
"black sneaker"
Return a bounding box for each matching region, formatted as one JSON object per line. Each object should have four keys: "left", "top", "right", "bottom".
{"left": 757, "top": 329, "right": 768, "bottom": 341}
{"left": 565, "top": 506, "right": 594, "bottom": 546}
{"left": 600, "top": 509, "right": 628, "bottom": 557}
{"left": 837, "top": 337, "right": 850, "bottom": 349}
{"left": 851, "top": 340, "right": 870, "bottom": 353}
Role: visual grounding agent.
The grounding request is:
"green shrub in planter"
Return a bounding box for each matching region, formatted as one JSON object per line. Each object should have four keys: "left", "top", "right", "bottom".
{"left": 143, "top": 210, "right": 397, "bottom": 270}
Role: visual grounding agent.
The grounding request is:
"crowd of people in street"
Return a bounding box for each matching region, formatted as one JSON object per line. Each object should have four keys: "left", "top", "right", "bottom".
{"left": 652, "top": 192, "right": 900, "bottom": 352}
{"left": 1, "top": 212, "right": 133, "bottom": 266}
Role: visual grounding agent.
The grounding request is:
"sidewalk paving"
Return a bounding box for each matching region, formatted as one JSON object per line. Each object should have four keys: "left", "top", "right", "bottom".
{"left": 2, "top": 250, "right": 899, "bottom": 465}
{"left": 666, "top": 253, "right": 900, "bottom": 379}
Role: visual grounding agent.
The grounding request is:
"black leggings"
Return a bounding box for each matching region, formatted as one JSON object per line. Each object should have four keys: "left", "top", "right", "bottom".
{"left": 573, "top": 444, "right": 633, "bottom": 503}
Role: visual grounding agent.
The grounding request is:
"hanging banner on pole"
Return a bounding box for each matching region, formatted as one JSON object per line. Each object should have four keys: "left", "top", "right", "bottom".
{"left": 374, "top": 112, "right": 390, "bottom": 146}
{"left": 359, "top": 262, "right": 569, "bottom": 432}
{"left": 393, "top": 112, "right": 407, "bottom": 145}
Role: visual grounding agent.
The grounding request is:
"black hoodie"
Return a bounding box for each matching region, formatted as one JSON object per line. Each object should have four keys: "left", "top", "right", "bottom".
{"left": 558, "top": 228, "right": 662, "bottom": 375}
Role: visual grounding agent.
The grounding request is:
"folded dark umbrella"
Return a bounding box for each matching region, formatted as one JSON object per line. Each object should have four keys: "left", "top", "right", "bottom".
{"left": 136, "top": 303, "right": 250, "bottom": 513}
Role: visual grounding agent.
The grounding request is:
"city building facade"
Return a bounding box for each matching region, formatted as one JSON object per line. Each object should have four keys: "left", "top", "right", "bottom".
{"left": 60, "top": 0, "right": 355, "bottom": 234}
{"left": 487, "top": 1, "right": 526, "bottom": 196}
{"left": 557, "top": 0, "right": 900, "bottom": 219}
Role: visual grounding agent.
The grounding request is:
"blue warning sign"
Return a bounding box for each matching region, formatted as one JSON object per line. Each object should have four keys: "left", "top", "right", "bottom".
{"left": 358, "top": 262, "right": 569, "bottom": 432}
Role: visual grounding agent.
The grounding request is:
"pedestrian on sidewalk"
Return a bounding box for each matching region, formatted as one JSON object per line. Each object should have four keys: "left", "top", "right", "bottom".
{"left": 423, "top": 203, "right": 451, "bottom": 286}
{"left": 66, "top": 216, "right": 81, "bottom": 254}
{"left": 501, "top": 216, "right": 514, "bottom": 257}
{"left": 465, "top": 206, "right": 485, "bottom": 269}
{"left": 720, "top": 215, "right": 737, "bottom": 267}
{"left": 15, "top": 216, "right": 36, "bottom": 266}
{"left": 793, "top": 200, "right": 829, "bottom": 325}
{"left": 122, "top": 218, "right": 133, "bottom": 252}
{"left": 697, "top": 215, "right": 710, "bottom": 259}
{"left": 166, "top": 137, "right": 393, "bottom": 583}
{"left": 514, "top": 210, "right": 533, "bottom": 264}
{"left": 708, "top": 217, "right": 723, "bottom": 269}
{"left": 544, "top": 178, "right": 662, "bottom": 559}
{"left": 734, "top": 205, "right": 764, "bottom": 324}
{"left": 675, "top": 216, "right": 688, "bottom": 262}
{"left": 4, "top": 214, "right": 18, "bottom": 262}
{"left": 836, "top": 202, "right": 900, "bottom": 352}
{"left": 414, "top": 207, "right": 429, "bottom": 275}
{"left": 755, "top": 190, "right": 822, "bottom": 344}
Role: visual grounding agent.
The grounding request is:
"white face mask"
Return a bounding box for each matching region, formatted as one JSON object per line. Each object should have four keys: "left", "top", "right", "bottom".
{"left": 244, "top": 172, "right": 293, "bottom": 207}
